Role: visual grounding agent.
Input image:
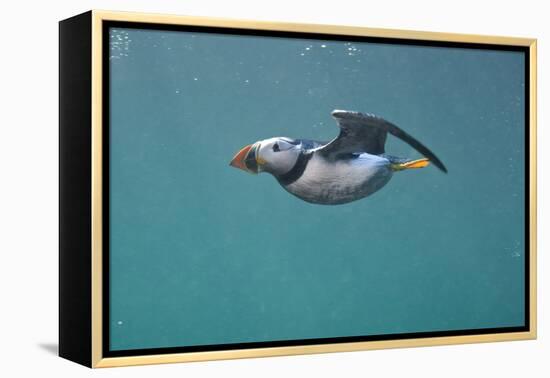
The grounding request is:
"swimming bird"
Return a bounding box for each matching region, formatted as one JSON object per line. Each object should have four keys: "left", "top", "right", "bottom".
{"left": 230, "top": 110, "right": 447, "bottom": 205}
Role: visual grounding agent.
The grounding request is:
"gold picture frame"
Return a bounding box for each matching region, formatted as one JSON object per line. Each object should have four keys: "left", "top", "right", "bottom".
{"left": 59, "top": 10, "right": 537, "bottom": 368}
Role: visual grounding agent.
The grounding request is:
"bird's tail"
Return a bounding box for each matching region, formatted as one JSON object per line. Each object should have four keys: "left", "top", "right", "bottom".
{"left": 391, "top": 158, "right": 430, "bottom": 172}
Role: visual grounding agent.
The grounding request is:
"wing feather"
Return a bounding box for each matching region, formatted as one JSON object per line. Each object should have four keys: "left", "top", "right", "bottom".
{"left": 317, "top": 110, "right": 447, "bottom": 173}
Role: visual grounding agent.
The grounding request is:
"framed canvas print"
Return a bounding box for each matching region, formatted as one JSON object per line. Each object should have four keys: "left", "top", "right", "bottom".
{"left": 59, "top": 10, "right": 537, "bottom": 368}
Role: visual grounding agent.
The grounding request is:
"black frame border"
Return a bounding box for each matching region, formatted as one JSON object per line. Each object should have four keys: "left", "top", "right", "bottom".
{"left": 59, "top": 11, "right": 94, "bottom": 367}
{"left": 101, "top": 20, "right": 531, "bottom": 359}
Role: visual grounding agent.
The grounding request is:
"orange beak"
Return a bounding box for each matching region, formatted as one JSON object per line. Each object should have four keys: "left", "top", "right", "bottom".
{"left": 230, "top": 143, "right": 260, "bottom": 174}
{"left": 229, "top": 144, "right": 252, "bottom": 171}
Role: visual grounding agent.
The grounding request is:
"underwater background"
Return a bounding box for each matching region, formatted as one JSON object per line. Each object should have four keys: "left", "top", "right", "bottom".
{"left": 108, "top": 26, "right": 526, "bottom": 351}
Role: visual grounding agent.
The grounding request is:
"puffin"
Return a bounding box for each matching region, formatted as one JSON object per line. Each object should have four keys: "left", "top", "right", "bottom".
{"left": 229, "top": 110, "right": 447, "bottom": 205}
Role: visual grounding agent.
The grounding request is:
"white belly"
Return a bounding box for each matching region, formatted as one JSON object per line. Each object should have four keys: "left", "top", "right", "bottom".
{"left": 283, "top": 153, "right": 392, "bottom": 205}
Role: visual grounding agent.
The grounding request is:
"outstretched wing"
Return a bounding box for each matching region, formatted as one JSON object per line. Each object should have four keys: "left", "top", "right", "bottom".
{"left": 317, "top": 110, "right": 447, "bottom": 173}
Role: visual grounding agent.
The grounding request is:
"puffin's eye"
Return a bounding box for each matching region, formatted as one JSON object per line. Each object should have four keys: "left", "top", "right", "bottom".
{"left": 272, "top": 143, "right": 280, "bottom": 152}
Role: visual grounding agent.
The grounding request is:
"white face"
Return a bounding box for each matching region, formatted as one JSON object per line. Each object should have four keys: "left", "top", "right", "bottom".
{"left": 256, "top": 137, "right": 302, "bottom": 175}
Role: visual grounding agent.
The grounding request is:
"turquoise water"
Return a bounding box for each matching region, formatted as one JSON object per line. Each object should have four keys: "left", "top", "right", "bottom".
{"left": 108, "top": 27, "right": 526, "bottom": 351}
